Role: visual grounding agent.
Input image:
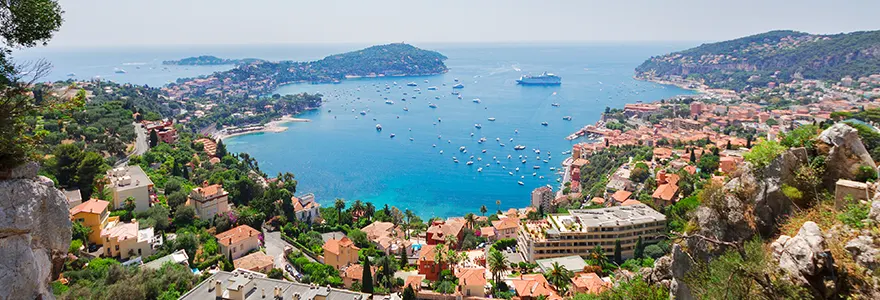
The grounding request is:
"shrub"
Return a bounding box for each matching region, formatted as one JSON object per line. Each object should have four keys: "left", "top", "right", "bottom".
{"left": 69, "top": 239, "right": 83, "bottom": 254}
{"left": 854, "top": 165, "right": 878, "bottom": 182}
{"left": 781, "top": 184, "right": 803, "bottom": 201}
{"left": 643, "top": 245, "right": 665, "bottom": 259}
{"left": 837, "top": 201, "right": 870, "bottom": 229}
{"left": 743, "top": 140, "right": 786, "bottom": 171}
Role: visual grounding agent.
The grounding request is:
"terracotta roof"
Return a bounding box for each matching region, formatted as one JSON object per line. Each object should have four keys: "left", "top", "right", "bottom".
{"left": 491, "top": 218, "right": 519, "bottom": 231}
{"left": 652, "top": 183, "right": 679, "bottom": 202}
{"left": 610, "top": 190, "right": 632, "bottom": 203}
{"left": 70, "top": 199, "right": 109, "bottom": 216}
{"left": 418, "top": 244, "right": 437, "bottom": 262}
{"left": 572, "top": 273, "right": 609, "bottom": 294}
{"left": 101, "top": 221, "right": 138, "bottom": 241}
{"left": 361, "top": 222, "right": 397, "bottom": 240}
{"left": 572, "top": 158, "right": 590, "bottom": 168}
{"left": 215, "top": 225, "right": 260, "bottom": 247}
{"left": 342, "top": 263, "right": 376, "bottom": 281}
{"left": 621, "top": 199, "right": 642, "bottom": 206}
{"left": 233, "top": 252, "right": 274, "bottom": 271}
{"left": 590, "top": 197, "right": 605, "bottom": 205}
{"left": 405, "top": 275, "right": 425, "bottom": 290}
{"left": 456, "top": 268, "right": 487, "bottom": 287}
{"left": 323, "top": 237, "right": 358, "bottom": 255}
{"left": 292, "top": 195, "right": 319, "bottom": 212}
{"left": 427, "top": 220, "right": 465, "bottom": 242}
{"left": 480, "top": 227, "right": 496, "bottom": 238}
{"left": 510, "top": 274, "right": 562, "bottom": 300}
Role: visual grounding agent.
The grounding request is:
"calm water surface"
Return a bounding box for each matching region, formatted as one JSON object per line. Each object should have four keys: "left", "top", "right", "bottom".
{"left": 17, "top": 43, "right": 695, "bottom": 217}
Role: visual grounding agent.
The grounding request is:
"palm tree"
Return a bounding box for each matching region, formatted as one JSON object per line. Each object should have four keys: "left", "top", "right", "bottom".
{"left": 480, "top": 205, "right": 488, "bottom": 216}
{"left": 334, "top": 198, "right": 346, "bottom": 223}
{"left": 488, "top": 249, "right": 509, "bottom": 285}
{"left": 365, "top": 202, "right": 376, "bottom": 219}
{"left": 545, "top": 262, "right": 574, "bottom": 295}
{"left": 495, "top": 199, "right": 501, "bottom": 213}
{"left": 352, "top": 200, "right": 365, "bottom": 215}
{"left": 433, "top": 243, "right": 447, "bottom": 271}
{"left": 405, "top": 209, "right": 416, "bottom": 239}
{"left": 464, "top": 213, "right": 476, "bottom": 230}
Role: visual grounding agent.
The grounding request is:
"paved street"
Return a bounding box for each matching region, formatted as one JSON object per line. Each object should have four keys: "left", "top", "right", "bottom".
{"left": 263, "top": 230, "right": 313, "bottom": 280}
{"left": 115, "top": 122, "right": 147, "bottom": 167}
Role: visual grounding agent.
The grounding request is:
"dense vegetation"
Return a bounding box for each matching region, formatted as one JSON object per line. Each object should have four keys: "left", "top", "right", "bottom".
{"left": 636, "top": 30, "right": 880, "bottom": 90}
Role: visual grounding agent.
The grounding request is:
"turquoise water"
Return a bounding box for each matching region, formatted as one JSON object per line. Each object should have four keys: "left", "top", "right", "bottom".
{"left": 17, "top": 43, "right": 695, "bottom": 218}
{"left": 223, "top": 44, "right": 695, "bottom": 217}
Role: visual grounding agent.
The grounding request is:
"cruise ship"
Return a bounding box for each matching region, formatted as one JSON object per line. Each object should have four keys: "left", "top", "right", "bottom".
{"left": 516, "top": 72, "right": 561, "bottom": 85}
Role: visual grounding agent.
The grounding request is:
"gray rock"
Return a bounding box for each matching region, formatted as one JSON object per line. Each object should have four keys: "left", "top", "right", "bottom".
{"left": 818, "top": 123, "right": 878, "bottom": 190}
{"left": 0, "top": 161, "right": 40, "bottom": 180}
{"left": 0, "top": 177, "right": 72, "bottom": 300}
{"left": 669, "top": 244, "right": 695, "bottom": 300}
{"left": 845, "top": 235, "right": 880, "bottom": 271}
{"left": 869, "top": 200, "right": 880, "bottom": 223}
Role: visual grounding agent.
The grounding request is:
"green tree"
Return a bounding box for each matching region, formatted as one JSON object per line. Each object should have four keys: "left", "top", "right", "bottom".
{"left": 76, "top": 151, "right": 105, "bottom": 200}
{"left": 149, "top": 129, "right": 158, "bottom": 147}
{"left": 121, "top": 197, "right": 136, "bottom": 222}
{"left": 743, "top": 140, "right": 786, "bottom": 171}
{"left": 167, "top": 191, "right": 188, "bottom": 211}
{"left": 267, "top": 268, "right": 284, "bottom": 279}
{"left": 215, "top": 139, "right": 227, "bottom": 158}
{"left": 361, "top": 256, "right": 374, "bottom": 294}
{"left": 634, "top": 236, "right": 644, "bottom": 259}
{"left": 52, "top": 143, "right": 83, "bottom": 187}
{"left": 72, "top": 220, "right": 92, "bottom": 243}
{"left": 545, "top": 262, "right": 574, "bottom": 295}
{"left": 334, "top": 198, "right": 346, "bottom": 222}
{"left": 399, "top": 246, "right": 408, "bottom": 269}
{"left": 689, "top": 150, "right": 696, "bottom": 163}
{"left": 613, "top": 240, "right": 622, "bottom": 265}
{"left": 480, "top": 205, "right": 488, "bottom": 216}
{"left": 488, "top": 248, "right": 509, "bottom": 285}
{"left": 402, "top": 285, "right": 416, "bottom": 300}
{"left": 697, "top": 154, "right": 720, "bottom": 174}
{"left": 173, "top": 205, "right": 196, "bottom": 227}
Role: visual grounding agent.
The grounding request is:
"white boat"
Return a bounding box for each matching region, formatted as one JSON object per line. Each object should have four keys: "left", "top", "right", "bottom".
{"left": 429, "top": 103, "right": 437, "bottom": 108}
{"left": 532, "top": 173, "right": 537, "bottom": 176}
{"left": 499, "top": 143, "right": 505, "bottom": 147}
{"left": 477, "top": 168, "right": 483, "bottom": 172}
{"left": 376, "top": 124, "right": 382, "bottom": 131}
{"left": 427, "top": 86, "right": 438, "bottom": 90}
{"left": 403, "top": 107, "right": 409, "bottom": 111}
{"left": 563, "top": 116, "right": 572, "bottom": 121}
{"left": 440, "top": 150, "right": 443, "bottom": 154}
{"left": 385, "top": 100, "right": 394, "bottom": 104}
{"left": 541, "top": 122, "right": 548, "bottom": 126}
{"left": 472, "top": 98, "right": 481, "bottom": 103}
{"left": 466, "top": 161, "right": 474, "bottom": 165}
{"left": 459, "top": 146, "right": 466, "bottom": 152}
{"left": 424, "top": 80, "right": 429, "bottom": 83}
{"left": 114, "top": 68, "right": 126, "bottom": 74}
{"left": 551, "top": 103, "right": 560, "bottom": 107}
{"left": 360, "top": 111, "right": 367, "bottom": 115}
{"left": 515, "top": 167, "right": 520, "bottom": 172}
{"left": 514, "top": 145, "right": 526, "bottom": 150}
{"left": 453, "top": 83, "right": 464, "bottom": 89}
{"left": 390, "top": 133, "right": 395, "bottom": 138}
{"left": 482, "top": 149, "right": 487, "bottom": 153}
{"left": 518, "top": 181, "right": 524, "bottom": 186}
{"left": 474, "top": 124, "right": 482, "bottom": 129}
{"left": 509, "top": 172, "right": 514, "bottom": 176}
{"left": 533, "top": 166, "right": 541, "bottom": 169}
{"left": 488, "top": 117, "right": 496, "bottom": 121}
{"left": 407, "top": 82, "right": 417, "bottom": 86}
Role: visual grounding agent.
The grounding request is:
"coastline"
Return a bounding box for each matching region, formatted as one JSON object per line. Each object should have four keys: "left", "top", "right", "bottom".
{"left": 214, "top": 115, "right": 310, "bottom": 141}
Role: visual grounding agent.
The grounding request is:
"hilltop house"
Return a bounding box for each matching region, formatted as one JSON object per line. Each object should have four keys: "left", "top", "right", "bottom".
{"left": 341, "top": 263, "right": 378, "bottom": 289}
{"left": 456, "top": 268, "right": 487, "bottom": 297}
{"left": 361, "top": 221, "right": 413, "bottom": 256}
{"left": 417, "top": 245, "right": 447, "bottom": 281}
{"left": 216, "top": 225, "right": 261, "bottom": 260}
{"left": 491, "top": 218, "right": 519, "bottom": 240}
{"left": 322, "top": 237, "right": 360, "bottom": 271}
{"left": 69, "top": 199, "right": 110, "bottom": 245}
{"left": 188, "top": 182, "right": 230, "bottom": 220}
{"left": 233, "top": 252, "right": 275, "bottom": 273}
{"left": 105, "top": 166, "right": 154, "bottom": 213}
{"left": 101, "top": 217, "right": 162, "bottom": 260}
{"left": 426, "top": 219, "right": 465, "bottom": 248}
{"left": 292, "top": 193, "right": 321, "bottom": 224}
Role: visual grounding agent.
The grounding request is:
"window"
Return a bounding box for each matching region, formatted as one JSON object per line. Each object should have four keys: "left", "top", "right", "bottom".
{"left": 138, "top": 249, "right": 142, "bottom": 255}
{"left": 115, "top": 245, "right": 119, "bottom": 251}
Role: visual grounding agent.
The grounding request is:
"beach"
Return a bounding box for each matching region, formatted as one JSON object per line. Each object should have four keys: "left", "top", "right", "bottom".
{"left": 214, "top": 115, "right": 310, "bottom": 140}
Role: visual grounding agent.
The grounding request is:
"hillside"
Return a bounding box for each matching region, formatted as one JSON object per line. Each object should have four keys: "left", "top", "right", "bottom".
{"left": 162, "top": 55, "right": 262, "bottom": 66}
{"left": 635, "top": 30, "right": 880, "bottom": 90}
{"left": 166, "top": 43, "right": 447, "bottom": 98}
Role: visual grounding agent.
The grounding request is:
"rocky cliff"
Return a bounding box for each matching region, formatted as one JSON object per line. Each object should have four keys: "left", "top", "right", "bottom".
{"left": 0, "top": 162, "right": 72, "bottom": 300}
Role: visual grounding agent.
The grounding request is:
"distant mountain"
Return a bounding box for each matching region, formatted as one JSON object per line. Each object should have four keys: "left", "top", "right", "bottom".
{"left": 635, "top": 30, "right": 880, "bottom": 90}
{"left": 167, "top": 43, "right": 448, "bottom": 98}
{"left": 162, "top": 55, "right": 263, "bottom": 66}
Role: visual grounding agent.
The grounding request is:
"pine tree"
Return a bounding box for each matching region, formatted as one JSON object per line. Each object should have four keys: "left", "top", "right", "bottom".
{"left": 215, "top": 139, "right": 227, "bottom": 157}
{"left": 726, "top": 140, "right": 732, "bottom": 149}
{"left": 613, "top": 239, "right": 622, "bottom": 265}
{"left": 399, "top": 247, "right": 408, "bottom": 269}
{"left": 634, "top": 236, "right": 644, "bottom": 259}
{"left": 712, "top": 147, "right": 719, "bottom": 156}
{"left": 746, "top": 136, "right": 752, "bottom": 148}
{"left": 402, "top": 285, "right": 416, "bottom": 300}
{"left": 689, "top": 150, "right": 696, "bottom": 163}
{"left": 361, "top": 257, "right": 374, "bottom": 293}
{"left": 182, "top": 164, "right": 190, "bottom": 179}
{"left": 149, "top": 129, "right": 159, "bottom": 148}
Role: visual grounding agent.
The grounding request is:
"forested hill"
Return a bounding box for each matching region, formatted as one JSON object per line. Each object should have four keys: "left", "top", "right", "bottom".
{"left": 167, "top": 43, "right": 447, "bottom": 98}
{"left": 162, "top": 55, "right": 263, "bottom": 66}
{"left": 635, "top": 30, "right": 880, "bottom": 90}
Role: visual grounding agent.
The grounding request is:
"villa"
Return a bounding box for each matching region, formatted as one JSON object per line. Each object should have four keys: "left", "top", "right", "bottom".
{"left": 341, "top": 263, "right": 377, "bottom": 289}
{"left": 105, "top": 166, "right": 154, "bottom": 213}
{"left": 292, "top": 193, "right": 321, "bottom": 224}
{"left": 188, "top": 182, "right": 230, "bottom": 220}
{"left": 216, "top": 225, "right": 261, "bottom": 260}
{"left": 179, "top": 269, "right": 367, "bottom": 300}
{"left": 322, "top": 237, "right": 360, "bottom": 271}
{"left": 426, "top": 219, "right": 465, "bottom": 248}
{"left": 361, "top": 221, "right": 413, "bottom": 256}
{"left": 455, "top": 268, "right": 487, "bottom": 297}
{"left": 69, "top": 199, "right": 110, "bottom": 245}
{"left": 233, "top": 252, "right": 275, "bottom": 273}
{"left": 101, "top": 217, "right": 162, "bottom": 260}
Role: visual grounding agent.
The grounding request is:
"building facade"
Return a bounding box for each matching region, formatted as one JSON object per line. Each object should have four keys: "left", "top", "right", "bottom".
{"left": 69, "top": 199, "right": 110, "bottom": 245}
{"left": 105, "top": 166, "right": 154, "bottom": 213}
{"left": 101, "top": 217, "right": 162, "bottom": 259}
{"left": 189, "top": 182, "right": 230, "bottom": 220}
{"left": 322, "top": 237, "right": 360, "bottom": 271}
{"left": 216, "top": 225, "right": 261, "bottom": 260}
{"left": 531, "top": 186, "right": 553, "bottom": 212}
{"left": 517, "top": 204, "right": 666, "bottom": 262}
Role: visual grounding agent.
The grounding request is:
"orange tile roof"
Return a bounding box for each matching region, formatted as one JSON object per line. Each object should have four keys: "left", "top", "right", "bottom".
{"left": 427, "top": 220, "right": 465, "bottom": 242}
{"left": 572, "top": 273, "right": 609, "bottom": 294}
{"left": 405, "top": 275, "right": 425, "bottom": 290}
{"left": 342, "top": 263, "right": 376, "bottom": 281}
{"left": 590, "top": 197, "right": 605, "bottom": 205}
{"left": 70, "top": 199, "right": 109, "bottom": 216}
{"left": 480, "top": 227, "right": 496, "bottom": 238}
{"left": 621, "top": 199, "right": 642, "bottom": 206}
{"left": 492, "top": 218, "right": 519, "bottom": 231}
{"left": 215, "top": 225, "right": 260, "bottom": 247}
{"left": 652, "top": 183, "right": 679, "bottom": 202}
{"left": 323, "top": 236, "right": 358, "bottom": 255}
{"left": 511, "top": 274, "right": 562, "bottom": 300}
{"left": 456, "top": 268, "right": 487, "bottom": 287}
{"left": 233, "top": 251, "right": 274, "bottom": 271}
{"left": 610, "top": 190, "right": 632, "bottom": 203}
{"left": 418, "top": 244, "right": 437, "bottom": 262}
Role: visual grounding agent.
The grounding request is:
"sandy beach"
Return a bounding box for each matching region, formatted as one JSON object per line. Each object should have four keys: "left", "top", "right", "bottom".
{"left": 214, "top": 115, "right": 310, "bottom": 140}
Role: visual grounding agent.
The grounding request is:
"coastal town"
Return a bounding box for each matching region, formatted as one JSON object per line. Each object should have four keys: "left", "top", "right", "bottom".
{"left": 4, "top": 4, "right": 880, "bottom": 298}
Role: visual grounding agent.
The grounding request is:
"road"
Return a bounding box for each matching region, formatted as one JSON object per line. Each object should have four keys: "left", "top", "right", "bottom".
{"left": 115, "top": 123, "right": 148, "bottom": 167}
{"left": 263, "top": 230, "right": 313, "bottom": 280}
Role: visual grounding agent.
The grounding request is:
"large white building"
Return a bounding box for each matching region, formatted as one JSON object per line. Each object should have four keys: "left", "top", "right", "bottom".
{"left": 105, "top": 166, "right": 154, "bottom": 213}
{"left": 517, "top": 204, "right": 666, "bottom": 262}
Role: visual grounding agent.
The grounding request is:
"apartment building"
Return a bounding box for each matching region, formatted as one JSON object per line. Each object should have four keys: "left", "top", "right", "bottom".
{"left": 69, "top": 199, "right": 110, "bottom": 245}
{"left": 101, "top": 217, "right": 162, "bottom": 259}
{"left": 105, "top": 166, "right": 154, "bottom": 213}
{"left": 517, "top": 204, "right": 666, "bottom": 262}
{"left": 530, "top": 186, "right": 553, "bottom": 212}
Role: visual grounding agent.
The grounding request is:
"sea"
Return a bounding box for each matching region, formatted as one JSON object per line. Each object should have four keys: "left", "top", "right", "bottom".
{"left": 15, "top": 43, "right": 696, "bottom": 218}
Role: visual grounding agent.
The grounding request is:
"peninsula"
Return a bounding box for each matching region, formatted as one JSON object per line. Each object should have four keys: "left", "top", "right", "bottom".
{"left": 162, "top": 55, "right": 263, "bottom": 66}
{"left": 163, "top": 43, "right": 448, "bottom": 99}
{"left": 635, "top": 30, "right": 880, "bottom": 91}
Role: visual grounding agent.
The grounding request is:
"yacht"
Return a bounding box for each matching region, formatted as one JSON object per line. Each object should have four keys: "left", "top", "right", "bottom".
{"left": 406, "top": 82, "right": 417, "bottom": 86}
{"left": 385, "top": 100, "right": 394, "bottom": 105}
{"left": 466, "top": 161, "right": 474, "bottom": 165}
{"left": 472, "top": 98, "right": 481, "bottom": 103}
{"left": 459, "top": 146, "right": 466, "bottom": 152}
{"left": 427, "top": 86, "right": 438, "bottom": 90}
{"left": 488, "top": 117, "right": 496, "bottom": 121}
{"left": 533, "top": 166, "right": 541, "bottom": 169}
{"left": 551, "top": 103, "right": 561, "bottom": 107}
{"left": 453, "top": 83, "right": 464, "bottom": 89}
{"left": 563, "top": 116, "right": 572, "bottom": 121}
{"left": 114, "top": 68, "right": 126, "bottom": 74}
{"left": 477, "top": 168, "right": 483, "bottom": 172}
{"left": 518, "top": 181, "right": 524, "bottom": 186}
{"left": 516, "top": 72, "right": 561, "bottom": 85}
{"left": 403, "top": 107, "right": 409, "bottom": 111}
{"left": 429, "top": 103, "right": 437, "bottom": 108}
{"left": 390, "top": 133, "right": 395, "bottom": 138}
{"left": 360, "top": 111, "right": 367, "bottom": 115}
{"left": 514, "top": 145, "right": 526, "bottom": 150}
{"left": 376, "top": 124, "right": 382, "bottom": 131}
{"left": 482, "top": 149, "right": 487, "bottom": 153}
{"left": 474, "top": 124, "right": 482, "bottom": 129}
{"left": 541, "top": 122, "right": 548, "bottom": 126}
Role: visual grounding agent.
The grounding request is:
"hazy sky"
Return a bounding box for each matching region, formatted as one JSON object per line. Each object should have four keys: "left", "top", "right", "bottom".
{"left": 47, "top": 0, "right": 879, "bottom": 47}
